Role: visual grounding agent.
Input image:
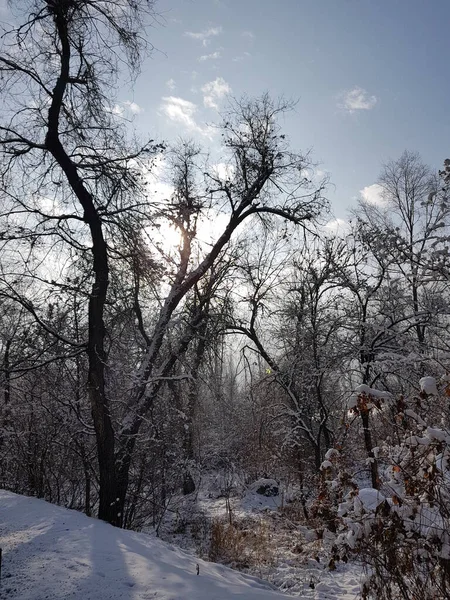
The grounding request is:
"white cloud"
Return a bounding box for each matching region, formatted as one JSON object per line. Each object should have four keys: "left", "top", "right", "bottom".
{"left": 159, "top": 96, "right": 215, "bottom": 138}
{"left": 111, "top": 101, "right": 142, "bottom": 116}
{"left": 199, "top": 51, "right": 221, "bottom": 62}
{"left": 360, "top": 183, "right": 385, "bottom": 206}
{"left": 232, "top": 52, "right": 251, "bottom": 62}
{"left": 112, "top": 104, "right": 124, "bottom": 116}
{"left": 241, "top": 30, "right": 255, "bottom": 40}
{"left": 144, "top": 158, "right": 229, "bottom": 252}
{"left": 339, "top": 87, "right": 377, "bottom": 113}
{"left": 185, "top": 26, "right": 222, "bottom": 47}
{"left": 166, "top": 78, "right": 176, "bottom": 91}
{"left": 211, "top": 162, "right": 235, "bottom": 181}
{"left": 160, "top": 96, "right": 199, "bottom": 131}
{"left": 201, "top": 77, "right": 231, "bottom": 109}
{"left": 124, "top": 101, "right": 142, "bottom": 114}
{"left": 324, "top": 218, "right": 349, "bottom": 234}
{"left": 196, "top": 211, "right": 230, "bottom": 246}
{"left": 144, "top": 156, "right": 173, "bottom": 203}
{"left": 315, "top": 169, "right": 329, "bottom": 180}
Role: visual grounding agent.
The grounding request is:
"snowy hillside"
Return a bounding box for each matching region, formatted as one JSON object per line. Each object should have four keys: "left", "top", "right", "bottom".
{"left": 0, "top": 490, "right": 293, "bottom": 600}
{"left": 0, "top": 490, "right": 365, "bottom": 600}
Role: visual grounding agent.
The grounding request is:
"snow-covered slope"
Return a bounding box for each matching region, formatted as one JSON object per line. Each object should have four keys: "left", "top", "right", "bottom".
{"left": 0, "top": 490, "right": 288, "bottom": 600}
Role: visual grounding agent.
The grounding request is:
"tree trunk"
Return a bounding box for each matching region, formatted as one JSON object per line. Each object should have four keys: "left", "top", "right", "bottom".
{"left": 0, "top": 339, "right": 11, "bottom": 462}
{"left": 183, "top": 319, "right": 208, "bottom": 494}
{"left": 44, "top": 2, "right": 120, "bottom": 525}
{"left": 86, "top": 225, "right": 118, "bottom": 524}
{"left": 361, "top": 409, "right": 378, "bottom": 489}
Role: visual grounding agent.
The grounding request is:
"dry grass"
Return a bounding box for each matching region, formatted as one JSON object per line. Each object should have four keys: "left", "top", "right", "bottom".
{"left": 208, "top": 517, "right": 274, "bottom": 571}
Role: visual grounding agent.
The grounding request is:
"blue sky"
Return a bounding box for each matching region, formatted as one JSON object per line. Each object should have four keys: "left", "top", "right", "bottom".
{"left": 113, "top": 0, "right": 449, "bottom": 222}
{"left": 2, "top": 0, "right": 445, "bottom": 223}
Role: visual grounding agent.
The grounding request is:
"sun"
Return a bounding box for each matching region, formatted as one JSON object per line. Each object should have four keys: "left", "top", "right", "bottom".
{"left": 145, "top": 221, "right": 183, "bottom": 257}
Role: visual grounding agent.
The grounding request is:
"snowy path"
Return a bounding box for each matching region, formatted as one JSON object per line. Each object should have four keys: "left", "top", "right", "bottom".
{"left": 0, "top": 491, "right": 362, "bottom": 599}
{"left": 0, "top": 491, "right": 289, "bottom": 600}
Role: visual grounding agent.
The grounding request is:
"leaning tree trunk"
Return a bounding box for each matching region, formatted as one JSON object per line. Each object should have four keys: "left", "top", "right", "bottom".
{"left": 45, "top": 6, "right": 119, "bottom": 525}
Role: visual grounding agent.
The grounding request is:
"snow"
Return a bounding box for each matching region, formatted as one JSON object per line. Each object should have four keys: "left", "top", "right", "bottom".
{"left": 0, "top": 490, "right": 287, "bottom": 600}
{"left": 426, "top": 427, "right": 449, "bottom": 442}
{"left": 404, "top": 409, "right": 426, "bottom": 426}
{"left": 0, "top": 490, "right": 363, "bottom": 600}
{"left": 348, "top": 384, "right": 392, "bottom": 409}
{"left": 319, "top": 460, "right": 333, "bottom": 470}
{"left": 436, "top": 451, "right": 450, "bottom": 474}
{"left": 248, "top": 478, "right": 279, "bottom": 495}
{"left": 356, "top": 488, "right": 386, "bottom": 511}
{"left": 324, "top": 448, "right": 340, "bottom": 461}
{"left": 347, "top": 395, "right": 358, "bottom": 410}
{"left": 419, "top": 376, "right": 438, "bottom": 396}
{"left": 352, "top": 384, "right": 392, "bottom": 400}
{"left": 415, "top": 504, "right": 445, "bottom": 538}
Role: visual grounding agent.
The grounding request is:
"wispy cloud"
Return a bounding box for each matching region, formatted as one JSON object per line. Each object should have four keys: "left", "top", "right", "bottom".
{"left": 232, "top": 52, "right": 251, "bottom": 62}
{"left": 166, "top": 78, "right": 176, "bottom": 91}
{"left": 315, "top": 169, "right": 328, "bottom": 180}
{"left": 111, "top": 100, "right": 143, "bottom": 116}
{"left": 324, "top": 218, "right": 349, "bottom": 234}
{"left": 160, "top": 96, "right": 199, "bottom": 130}
{"left": 124, "top": 101, "right": 142, "bottom": 114}
{"left": 360, "top": 183, "right": 385, "bottom": 205}
{"left": 199, "top": 51, "right": 221, "bottom": 62}
{"left": 159, "top": 96, "right": 214, "bottom": 138}
{"left": 338, "top": 87, "right": 377, "bottom": 113}
{"left": 185, "top": 26, "right": 222, "bottom": 47}
{"left": 241, "top": 30, "right": 255, "bottom": 40}
{"left": 201, "top": 77, "right": 231, "bottom": 109}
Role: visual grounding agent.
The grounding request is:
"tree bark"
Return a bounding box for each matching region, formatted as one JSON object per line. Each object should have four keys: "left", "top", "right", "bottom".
{"left": 45, "top": 4, "right": 119, "bottom": 525}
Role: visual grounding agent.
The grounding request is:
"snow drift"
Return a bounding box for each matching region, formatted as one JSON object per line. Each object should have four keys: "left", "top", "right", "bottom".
{"left": 0, "top": 490, "right": 288, "bottom": 600}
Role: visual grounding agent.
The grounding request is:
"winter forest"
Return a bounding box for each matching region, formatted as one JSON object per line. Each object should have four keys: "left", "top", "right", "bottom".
{"left": 0, "top": 2, "right": 450, "bottom": 599}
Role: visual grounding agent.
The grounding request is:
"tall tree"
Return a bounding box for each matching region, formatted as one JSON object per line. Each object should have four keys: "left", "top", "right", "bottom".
{"left": 357, "top": 151, "right": 447, "bottom": 349}
{"left": 0, "top": 0, "right": 328, "bottom": 529}
{"left": 113, "top": 97, "right": 327, "bottom": 522}
{"left": 0, "top": 0, "right": 158, "bottom": 524}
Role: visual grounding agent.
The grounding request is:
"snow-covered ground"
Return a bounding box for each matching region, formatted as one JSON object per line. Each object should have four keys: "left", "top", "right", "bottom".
{"left": 0, "top": 490, "right": 288, "bottom": 600}
{"left": 158, "top": 477, "right": 363, "bottom": 600}
{"left": 0, "top": 490, "right": 362, "bottom": 599}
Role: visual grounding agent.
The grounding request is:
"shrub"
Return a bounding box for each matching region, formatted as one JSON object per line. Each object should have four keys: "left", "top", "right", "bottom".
{"left": 306, "top": 378, "right": 450, "bottom": 599}
{"left": 208, "top": 518, "right": 273, "bottom": 571}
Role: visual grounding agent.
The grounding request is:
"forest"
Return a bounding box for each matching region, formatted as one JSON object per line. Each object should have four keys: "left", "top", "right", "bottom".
{"left": 1, "top": 2, "right": 450, "bottom": 599}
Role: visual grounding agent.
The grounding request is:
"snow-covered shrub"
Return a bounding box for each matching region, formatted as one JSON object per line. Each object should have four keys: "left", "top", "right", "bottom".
{"left": 322, "top": 379, "right": 450, "bottom": 599}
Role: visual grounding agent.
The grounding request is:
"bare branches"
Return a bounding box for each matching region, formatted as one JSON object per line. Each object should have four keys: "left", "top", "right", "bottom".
{"left": 0, "top": 0, "right": 328, "bottom": 525}
{"left": 0, "top": 0, "right": 162, "bottom": 525}
{"left": 0, "top": 282, "right": 85, "bottom": 348}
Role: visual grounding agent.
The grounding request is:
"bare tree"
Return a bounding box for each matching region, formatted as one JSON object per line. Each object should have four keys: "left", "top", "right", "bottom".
{"left": 223, "top": 228, "right": 341, "bottom": 471}
{"left": 0, "top": 1, "right": 327, "bottom": 525}
{"left": 357, "top": 151, "right": 447, "bottom": 348}
{"left": 0, "top": 0, "right": 158, "bottom": 524}
{"left": 113, "top": 98, "right": 327, "bottom": 522}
